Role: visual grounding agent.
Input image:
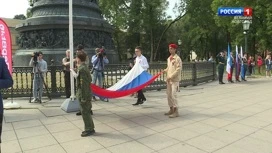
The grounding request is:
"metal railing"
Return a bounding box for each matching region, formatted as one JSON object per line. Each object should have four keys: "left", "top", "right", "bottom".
{"left": 2, "top": 62, "right": 216, "bottom": 98}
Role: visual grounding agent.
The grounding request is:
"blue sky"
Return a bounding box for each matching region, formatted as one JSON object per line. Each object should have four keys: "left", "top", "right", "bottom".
{"left": 0, "top": 0, "right": 177, "bottom": 19}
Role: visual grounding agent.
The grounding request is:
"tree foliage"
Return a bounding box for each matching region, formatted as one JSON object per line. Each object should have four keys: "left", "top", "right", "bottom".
{"left": 13, "top": 14, "right": 26, "bottom": 20}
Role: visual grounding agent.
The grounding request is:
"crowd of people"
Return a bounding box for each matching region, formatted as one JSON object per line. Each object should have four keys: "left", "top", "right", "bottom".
{"left": 216, "top": 50, "right": 271, "bottom": 84}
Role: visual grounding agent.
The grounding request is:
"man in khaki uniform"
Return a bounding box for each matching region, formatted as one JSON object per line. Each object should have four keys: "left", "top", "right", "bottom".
{"left": 163, "top": 44, "right": 182, "bottom": 118}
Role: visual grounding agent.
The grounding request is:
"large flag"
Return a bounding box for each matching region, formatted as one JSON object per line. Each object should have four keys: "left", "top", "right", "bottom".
{"left": 235, "top": 45, "right": 239, "bottom": 76}
{"left": 226, "top": 44, "right": 232, "bottom": 74}
{"left": 0, "top": 18, "right": 12, "bottom": 75}
{"left": 91, "top": 62, "right": 163, "bottom": 98}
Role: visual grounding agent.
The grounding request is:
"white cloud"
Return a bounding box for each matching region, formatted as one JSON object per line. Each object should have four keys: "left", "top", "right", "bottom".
{"left": 0, "top": 0, "right": 29, "bottom": 18}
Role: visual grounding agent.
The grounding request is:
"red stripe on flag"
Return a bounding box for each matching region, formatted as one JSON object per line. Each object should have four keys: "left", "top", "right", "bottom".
{"left": 91, "top": 72, "right": 163, "bottom": 98}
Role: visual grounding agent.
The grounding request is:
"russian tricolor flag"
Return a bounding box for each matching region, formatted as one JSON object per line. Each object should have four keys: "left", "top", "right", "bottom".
{"left": 91, "top": 62, "right": 163, "bottom": 98}
{"left": 226, "top": 44, "right": 232, "bottom": 74}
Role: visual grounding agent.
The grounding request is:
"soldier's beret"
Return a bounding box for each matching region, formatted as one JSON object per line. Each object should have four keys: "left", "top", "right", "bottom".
{"left": 169, "top": 44, "right": 178, "bottom": 49}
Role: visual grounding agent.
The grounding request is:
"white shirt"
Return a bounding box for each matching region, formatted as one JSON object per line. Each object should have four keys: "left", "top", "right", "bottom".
{"left": 135, "top": 54, "right": 149, "bottom": 71}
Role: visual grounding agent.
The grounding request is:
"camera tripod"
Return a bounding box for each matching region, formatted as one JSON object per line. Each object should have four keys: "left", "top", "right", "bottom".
{"left": 29, "top": 64, "right": 51, "bottom": 103}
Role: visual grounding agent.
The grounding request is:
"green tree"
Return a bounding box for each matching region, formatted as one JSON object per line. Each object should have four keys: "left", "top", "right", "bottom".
{"left": 13, "top": 14, "right": 26, "bottom": 20}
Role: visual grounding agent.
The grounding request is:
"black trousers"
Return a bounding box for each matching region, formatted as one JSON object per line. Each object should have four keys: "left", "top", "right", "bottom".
{"left": 64, "top": 71, "right": 71, "bottom": 98}
{"left": 218, "top": 65, "right": 224, "bottom": 83}
{"left": 137, "top": 89, "right": 146, "bottom": 101}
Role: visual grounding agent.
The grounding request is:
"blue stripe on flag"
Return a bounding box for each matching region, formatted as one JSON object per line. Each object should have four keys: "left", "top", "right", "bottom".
{"left": 117, "top": 71, "right": 152, "bottom": 91}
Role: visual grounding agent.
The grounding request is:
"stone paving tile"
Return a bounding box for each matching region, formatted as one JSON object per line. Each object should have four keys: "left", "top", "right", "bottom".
{"left": 87, "top": 148, "right": 112, "bottom": 153}
{"left": 137, "top": 133, "right": 179, "bottom": 151}
{"left": 92, "top": 131, "right": 133, "bottom": 147}
{"left": 203, "top": 128, "right": 245, "bottom": 144}
{"left": 162, "top": 127, "right": 201, "bottom": 141}
{"left": 222, "top": 123, "right": 259, "bottom": 135}
{"left": 2, "top": 130, "right": 17, "bottom": 142}
{"left": 94, "top": 114, "right": 123, "bottom": 123}
{"left": 185, "top": 135, "right": 227, "bottom": 153}
{"left": 108, "top": 140, "right": 154, "bottom": 153}
{"left": 236, "top": 116, "right": 271, "bottom": 128}
{"left": 12, "top": 119, "right": 42, "bottom": 130}
{"left": 15, "top": 125, "right": 49, "bottom": 139}
{"left": 199, "top": 117, "right": 232, "bottom": 128}
{"left": 231, "top": 137, "right": 272, "bottom": 153}
{"left": 23, "top": 144, "right": 66, "bottom": 153}
{"left": 1, "top": 140, "right": 22, "bottom": 153}
{"left": 249, "top": 129, "right": 272, "bottom": 144}
{"left": 40, "top": 115, "right": 69, "bottom": 125}
{"left": 182, "top": 122, "right": 217, "bottom": 134}
{"left": 120, "top": 126, "right": 157, "bottom": 139}
{"left": 2, "top": 122, "right": 13, "bottom": 132}
{"left": 144, "top": 121, "right": 177, "bottom": 132}
{"left": 158, "top": 142, "right": 207, "bottom": 153}
{"left": 129, "top": 116, "right": 160, "bottom": 126}
{"left": 61, "top": 138, "right": 104, "bottom": 153}
{"left": 105, "top": 119, "right": 139, "bottom": 131}
{"left": 45, "top": 121, "right": 78, "bottom": 133}
{"left": 51, "top": 129, "right": 83, "bottom": 143}
{"left": 213, "top": 144, "right": 255, "bottom": 153}
{"left": 19, "top": 134, "right": 58, "bottom": 151}
{"left": 4, "top": 109, "right": 46, "bottom": 123}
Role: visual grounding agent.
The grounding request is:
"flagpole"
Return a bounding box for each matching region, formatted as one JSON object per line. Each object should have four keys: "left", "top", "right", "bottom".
{"left": 61, "top": 0, "right": 80, "bottom": 112}
{"left": 69, "top": 0, "right": 75, "bottom": 101}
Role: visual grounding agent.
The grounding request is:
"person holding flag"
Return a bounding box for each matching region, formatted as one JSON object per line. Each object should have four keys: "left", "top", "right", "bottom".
{"left": 235, "top": 46, "right": 242, "bottom": 82}
{"left": 226, "top": 45, "right": 234, "bottom": 83}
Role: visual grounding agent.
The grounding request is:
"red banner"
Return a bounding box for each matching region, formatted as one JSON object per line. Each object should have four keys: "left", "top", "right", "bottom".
{"left": 0, "top": 18, "right": 12, "bottom": 75}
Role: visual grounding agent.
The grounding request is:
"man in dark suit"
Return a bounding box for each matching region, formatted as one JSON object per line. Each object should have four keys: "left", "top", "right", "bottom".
{"left": 0, "top": 57, "right": 13, "bottom": 145}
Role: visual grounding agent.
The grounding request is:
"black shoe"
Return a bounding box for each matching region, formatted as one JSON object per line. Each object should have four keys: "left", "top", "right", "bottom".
{"left": 236, "top": 79, "right": 241, "bottom": 82}
{"left": 81, "top": 130, "right": 95, "bottom": 137}
{"left": 93, "top": 96, "right": 97, "bottom": 101}
{"left": 139, "top": 98, "right": 146, "bottom": 104}
{"left": 242, "top": 79, "right": 247, "bottom": 81}
{"left": 132, "top": 102, "right": 140, "bottom": 105}
{"left": 76, "top": 111, "right": 82, "bottom": 116}
{"left": 132, "top": 99, "right": 142, "bottom": 105}
{"left": 230, "top": 80, "right": 234, "bottom": 83}
{"left": 90, "top": 110, "right": 93, "bottom": 115}
{"left": 219, "top": 82, "right": 225, "bottom": 84}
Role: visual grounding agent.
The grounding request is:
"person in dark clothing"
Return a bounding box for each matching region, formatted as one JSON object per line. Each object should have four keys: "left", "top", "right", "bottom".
{"left": 217, "top": 52, "right": 226, "bottom": 84}
{"left": 0, "top": 57, "right": 13, "bottom": 145}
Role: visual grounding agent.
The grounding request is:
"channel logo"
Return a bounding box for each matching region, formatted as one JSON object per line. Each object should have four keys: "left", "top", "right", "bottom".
{"left": 218, "top": 7, "right": 252, "bottom": 16}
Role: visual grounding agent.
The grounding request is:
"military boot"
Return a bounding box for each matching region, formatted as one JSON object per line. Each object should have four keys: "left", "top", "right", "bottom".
{"left": 164, "top": 107, "right": 173, "bottom": 115}
{"left": 169, "top": 107, "right": 179, "bottom": 118}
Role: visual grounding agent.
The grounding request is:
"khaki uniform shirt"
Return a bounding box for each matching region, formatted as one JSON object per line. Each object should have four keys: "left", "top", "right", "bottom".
{"left": 166, "top": 54, "right": 182, "bottom": 82}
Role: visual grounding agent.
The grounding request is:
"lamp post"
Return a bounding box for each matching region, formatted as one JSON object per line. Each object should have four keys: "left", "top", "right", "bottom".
{"left": 178, "top": 39, "right": 181, "bottom": 57}
{"left": 243, "top": 20, "right": 250, "bottom": 53}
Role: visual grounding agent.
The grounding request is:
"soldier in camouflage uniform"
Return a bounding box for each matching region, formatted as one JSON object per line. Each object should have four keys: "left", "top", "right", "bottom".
{"left": 71, "top": 51, "right": 95, "bottom": 137}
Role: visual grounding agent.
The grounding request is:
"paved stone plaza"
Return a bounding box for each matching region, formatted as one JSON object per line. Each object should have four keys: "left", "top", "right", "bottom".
{"left": 2, "top": 77, "right": 272, "bottom": 153}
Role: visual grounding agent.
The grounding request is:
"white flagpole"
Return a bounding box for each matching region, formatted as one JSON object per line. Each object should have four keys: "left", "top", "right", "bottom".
{"left": 69, "top": 0, "right": 75, "bottom": 101}
{"left": 61, "top": 0, "right": 79, "bottom": 112}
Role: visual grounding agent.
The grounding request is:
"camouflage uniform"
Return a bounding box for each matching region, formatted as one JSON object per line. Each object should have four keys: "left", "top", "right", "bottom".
{"left": 76, "top": 63, "right": 94, "bottom": 132}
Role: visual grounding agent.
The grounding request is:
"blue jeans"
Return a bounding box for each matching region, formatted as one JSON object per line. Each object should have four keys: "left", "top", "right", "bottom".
{"left": 241, "top": 64, "right": 247, "bottom": 80}
{"left": 33, "top": 74, "right": 44, "bottom": 99}
{"left": 92, "top": 70, "right": 103, "bottom": 88}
